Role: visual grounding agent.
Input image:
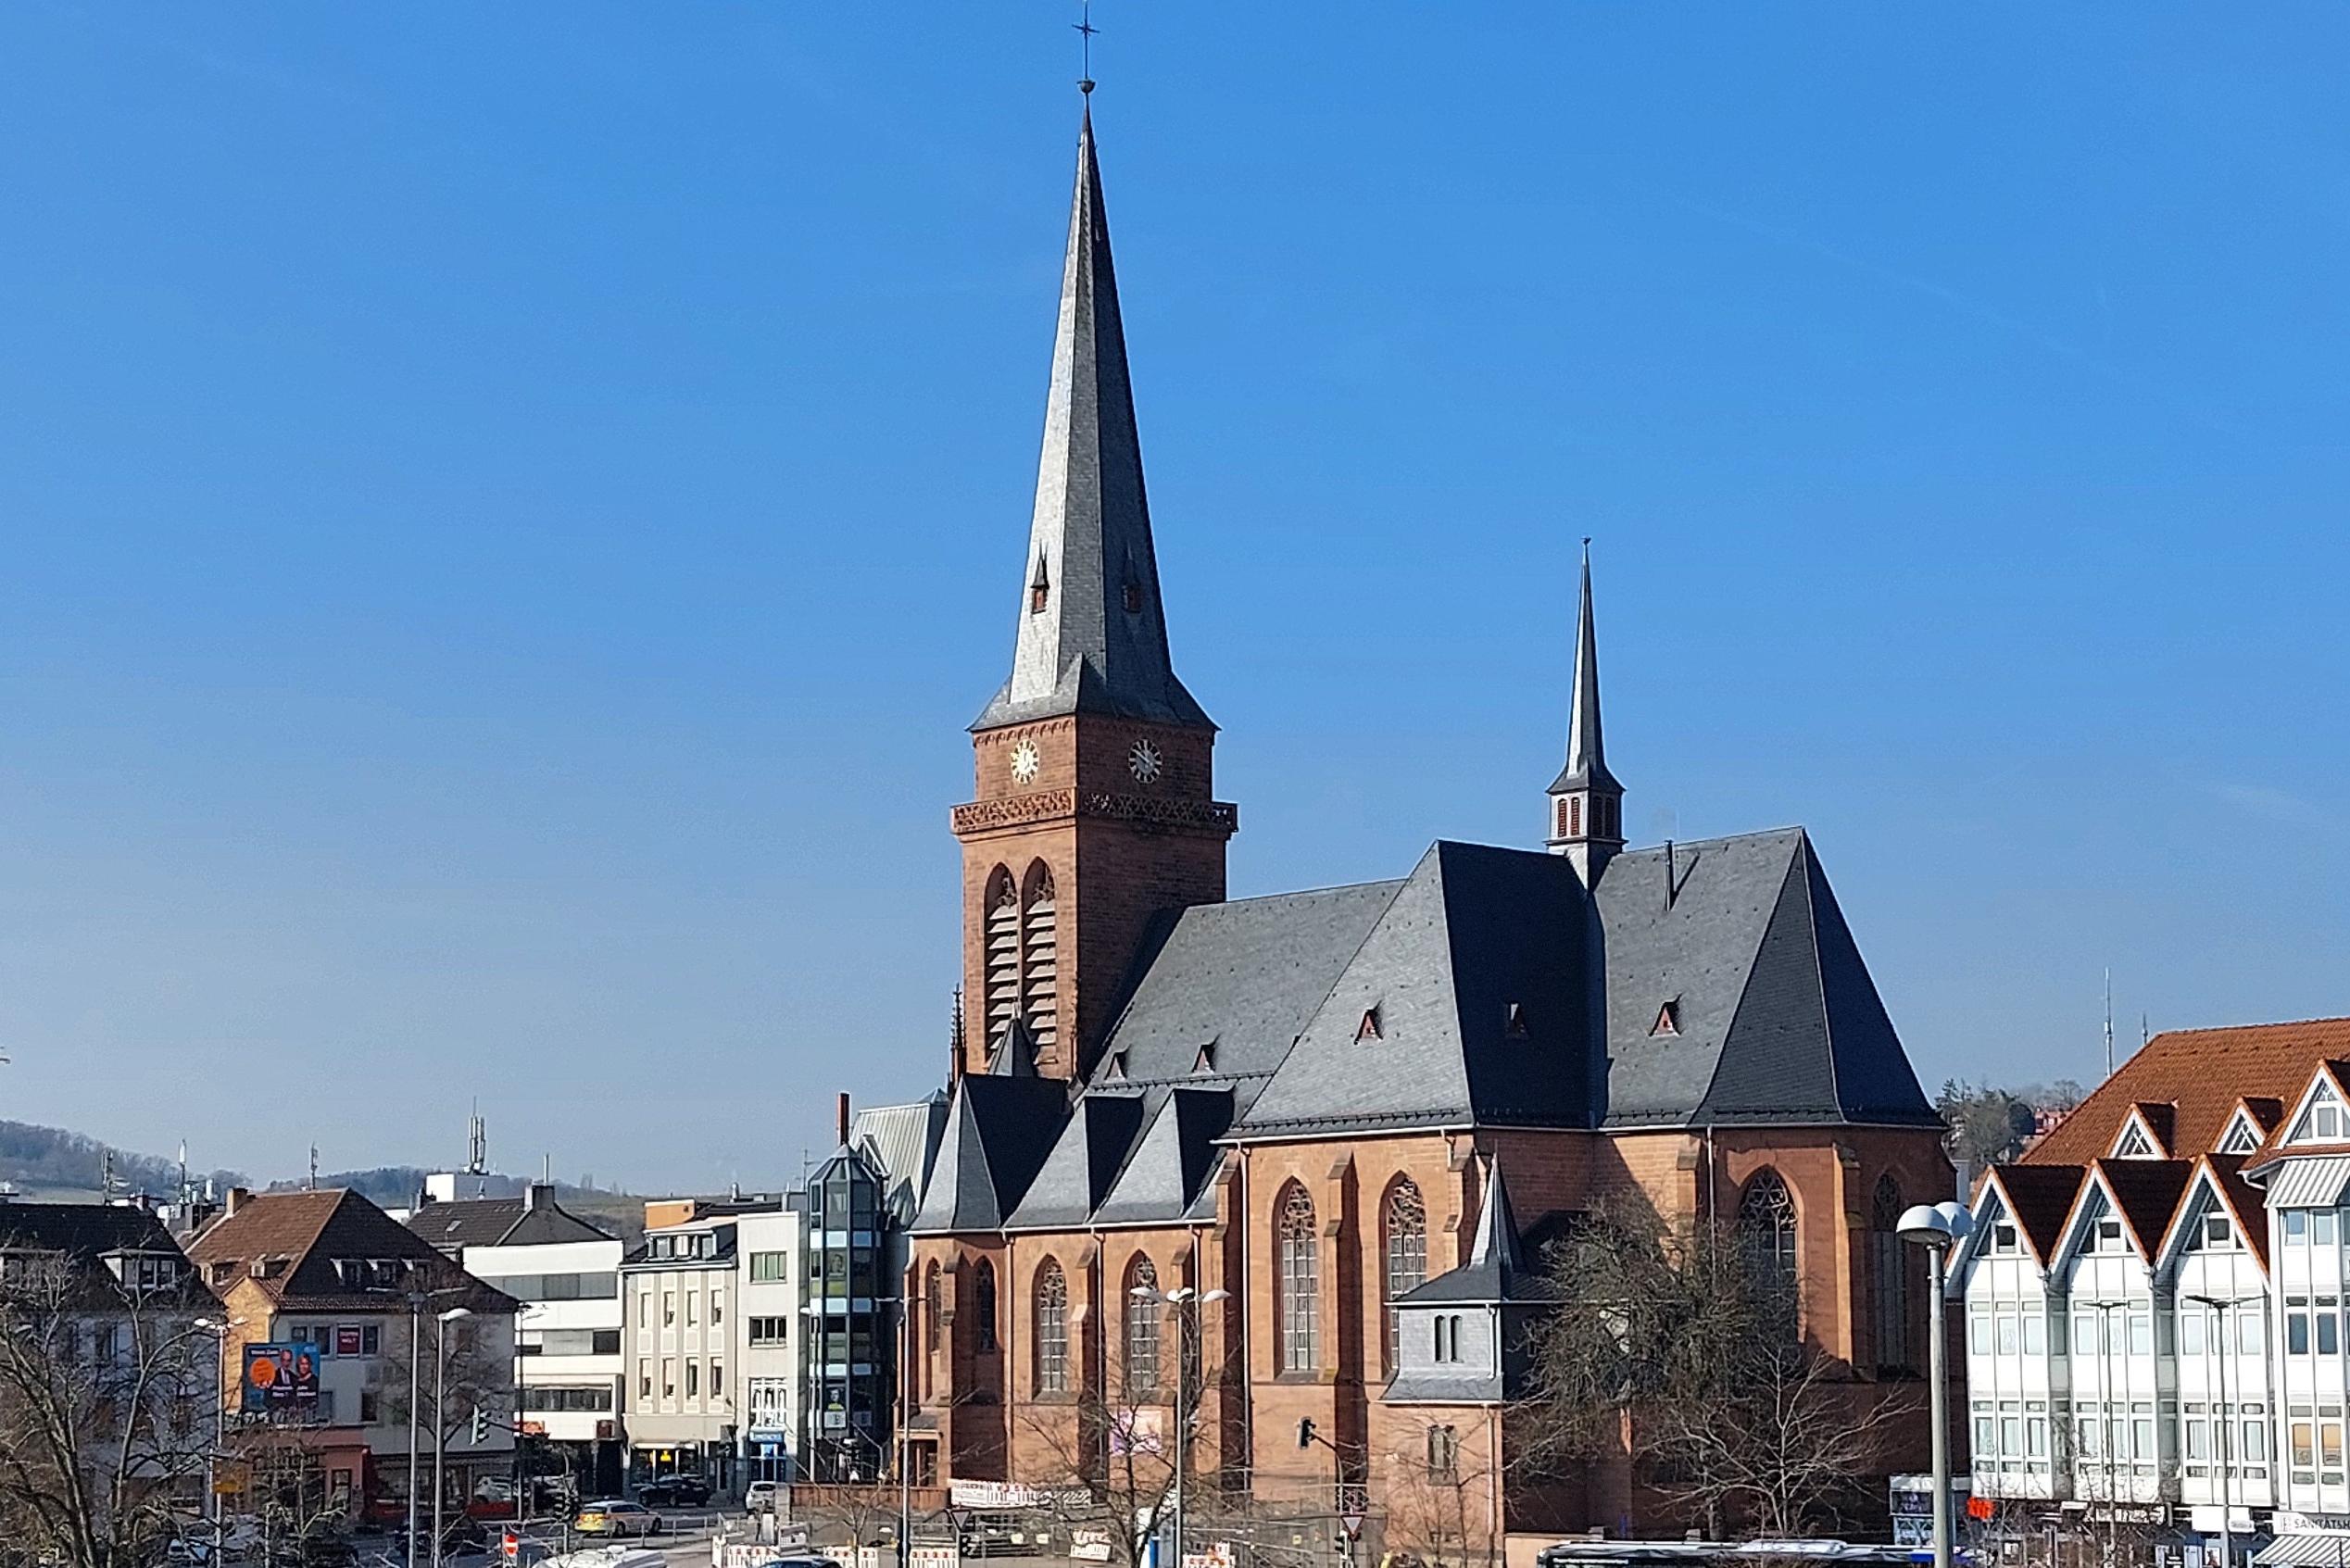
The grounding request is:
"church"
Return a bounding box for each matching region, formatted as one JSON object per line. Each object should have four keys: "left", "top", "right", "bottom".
{"left": 898, "top": 103, "right": 1953, "bottom": 1551}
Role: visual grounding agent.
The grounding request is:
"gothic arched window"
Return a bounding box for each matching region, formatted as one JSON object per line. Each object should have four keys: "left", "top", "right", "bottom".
{"left": 983, "top": 869, "right": 1019, "bottom": 1053}
{"left": 1871, "top": 1175, "right": 1914, "bottom": 1374}
{"left": 1124, "top": 1255, "right": 1160, "bottom": 1397}
{"left": 1034, "top": 1260, "right": 1069, "bottom": 1396}
{"left": 1276, "top": 1184, "right": 1320, "bottom": 1374}
{"left": 1382, "top": 1178, "right": 1427, "bottom": 1374}
{"left": 1737, "top": 1170, "right": 1800, "bottom": 1331}
{"left": 972, "top": 1259, "right": 999, "bottom": 1354}
{"left": 1021, "top": 861, "right": 1059, "bottom": 1063}
{"left": 923, "top": 1261, "right": 942, "bottom": 1398}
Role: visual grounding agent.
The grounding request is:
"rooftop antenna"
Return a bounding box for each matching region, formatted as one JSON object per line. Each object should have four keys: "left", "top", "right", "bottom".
{"left": 1074, "top": 0, "right": 1098, "bottom": 95}
{"left": 2103, "top": 968, "right": 2115, "bottom": 1081}
{"left": 177, "top": 1140, "right": 190, "bottom": 1205}
{"left": 308, "top": 1144, "right": 320, "bottom": 1191}
{"left": 541, "top": 1152, "right": 552, "bottom": 1185}
{"left": 100, "top": 1147, "right": 118, "bottom": 1198}
{"left": 466, "top": 1101, "right": 487, "bottom": 1176}
{"left": 2141, "top": 1011, "right": 2151, "bottom": 1052}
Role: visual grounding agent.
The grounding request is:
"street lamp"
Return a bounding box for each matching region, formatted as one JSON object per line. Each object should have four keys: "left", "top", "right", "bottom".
{"left": 433, "top": 1308, "right": 474, "bottom": 1568}
{"left": 1899, "top": 1201, "right": 1974, "bottom": 1568}
{"left": 1131, "top": 1283, "right": 1231, "bottom": 1568}
{"left": 2186, "top": 1296, "right": 2238, "bottom": 1568}
{"left": 193, "top": 1316, "right": 246, "bottom": 1567}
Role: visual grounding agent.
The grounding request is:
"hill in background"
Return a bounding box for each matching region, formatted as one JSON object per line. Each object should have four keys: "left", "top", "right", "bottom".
{"left": 0, "top": 1118, "right": 244, "bottom": 1200}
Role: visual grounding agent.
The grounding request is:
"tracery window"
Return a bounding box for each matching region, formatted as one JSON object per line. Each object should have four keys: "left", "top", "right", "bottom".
{"left": 1276, "top": 1184, "right": 1320, "bottom": 1374}
{"left": 1382, "top": 1178, "right": 1427, "bottom": 1374}
{"left": 1124, "top": 1256, "right": 1160, "bottom": 1397}
{"left": 1034, "top": 1260, "right": 1067, "bottom": 1395}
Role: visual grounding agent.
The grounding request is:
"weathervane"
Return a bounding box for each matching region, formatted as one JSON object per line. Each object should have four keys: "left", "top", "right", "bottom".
{"left": 1074, "top": 0, "right": 1098, "bottom": 95}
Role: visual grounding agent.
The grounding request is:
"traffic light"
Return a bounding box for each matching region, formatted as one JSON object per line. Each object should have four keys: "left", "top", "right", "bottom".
{"left": 470, "top": 1408, "right": 492, "bottom": 1445}
{"left": 1297, "top": 1417, "right": 1315, "bottom": 1450}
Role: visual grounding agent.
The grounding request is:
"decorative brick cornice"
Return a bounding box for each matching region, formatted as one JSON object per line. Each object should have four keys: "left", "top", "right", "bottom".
{"left": 951, "top": 789, "right": 1076, "bottom": 834}
{"left": 952, "top": 791, "right": 1238, "bottom": 838}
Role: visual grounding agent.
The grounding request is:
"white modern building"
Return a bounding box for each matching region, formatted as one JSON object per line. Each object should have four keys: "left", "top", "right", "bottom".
{"left": 735, "top": 1203, "right": 803, "bottom": 1485}
{"left": 1950, "top": 1020, "right": 2350, "bottom": 1564}
{"left": 408, "top": 1185, "right": 627, "bottom": 1496}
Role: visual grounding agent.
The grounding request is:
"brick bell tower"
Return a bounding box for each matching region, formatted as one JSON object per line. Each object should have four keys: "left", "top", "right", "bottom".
{"left": 950, "top": 107, "right": 1235, "bottom": 1084}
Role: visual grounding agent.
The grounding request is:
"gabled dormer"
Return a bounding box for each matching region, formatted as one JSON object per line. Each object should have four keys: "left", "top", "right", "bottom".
{"left": 2282, "top": 1062, "right": 2350, "bottom": 1146}
{"left": 2109, "top": 1102, "right": 2174, "bottom": 1160}
{"left": 2153, "top": 1158, "right": 2269, "bottom": 1275}
{"left": 2216, "top": 1102, "right": 2269, "bottom": 1156}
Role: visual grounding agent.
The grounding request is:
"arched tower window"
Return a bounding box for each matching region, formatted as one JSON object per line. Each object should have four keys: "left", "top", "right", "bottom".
{"left": 1124, "top": 1255, "right": 1160, "bottom": 1398}
{"left": 972, "top": 1259, "right": 999, "bottom": 1354}
{"left": 1021, "top": 861, "right": 1059, "bottom": 1062}
{"left": 1034, "top": 1260, "right": 1069, "bottom": 1396}
{"left": 983, "top": 869, "right": 1020, "bottom": 1052}
{"left": 1871, "top": 1175, "right": 1913, "bottom": 1374}
{"left": 1737, "top": 1170, "right": 1799, "bottom": 1333}
{"left": 1382, "top": 1177, "right": 1427, "bottom": 1374}
{"left": 1276, "top": 1183, "right": 1320, "bottom": 1374}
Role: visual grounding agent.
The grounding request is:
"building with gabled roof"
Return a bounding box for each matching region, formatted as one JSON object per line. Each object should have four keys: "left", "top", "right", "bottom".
{"left": 895, "top": 94, "right": 1952, "bottom": 1550}
{"left": 1954, "top": 1017, "right": 2350, "bottom": 1557}
{"left": 185, "top": 1186, "right": 518, "bottom": 1521}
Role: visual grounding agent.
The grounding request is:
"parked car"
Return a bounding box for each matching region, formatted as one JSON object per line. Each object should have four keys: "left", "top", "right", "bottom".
{"left": 575, "top": 1501, "right": 663, "bottom": 1538}
{"left": 636, "top": 1475, "right": 711, "bottom": 1508}
{"left": 744, "top": 1480, "right": 782, "bottom": 1515}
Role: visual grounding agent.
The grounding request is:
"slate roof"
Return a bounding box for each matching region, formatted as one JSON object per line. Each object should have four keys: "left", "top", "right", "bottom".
{"left": 973, "top": 109, "right": 1209, "bottom": 735}
{"left": 932, "top": 827, "right": 1936, "bottom": 1232}
{"left": 1550, "top": 546, "right": 1621, "bottom": 797}
{"left": 1238, "top": 842, "right": 1596, "bottom": 1137}
{"left": 1398, "top": 1160, "right": 1547, "bottom": 1306}
{"left": 975, "top": 883, "right": 1401, "bottom": 1235}
{"left": 0, "top": 1199, "right": 215, "bottom": 1309}
{"left": 913, "top": 1073, "right": 1072, "bottom": 1235}
{"left": 188, "top": 1189, "right": 516, "bottom": 1314}
{"left": 1593, "top": 828, "right": 1940, "bottom": 1129}
{"left": 406, "top": 1194, "right": 611, "bottom": 1256}
{"left": 2029, "top": 1017, "right": 2350, "bottom": 1166}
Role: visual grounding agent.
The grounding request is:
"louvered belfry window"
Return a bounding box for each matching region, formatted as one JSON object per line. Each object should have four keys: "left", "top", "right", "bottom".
{"left": 984, "top": 869, "right": 1020, "bottom": 1052}
{"left": 1277, "top": 1183, "right": 1320, "bottom": 1374}
{"left": 1021, "top": 862, "right": 1059, "bottom": 1061}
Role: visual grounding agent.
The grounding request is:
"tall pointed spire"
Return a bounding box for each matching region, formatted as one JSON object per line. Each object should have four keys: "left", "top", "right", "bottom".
{"left": 1546, "top": 542, "right": 1625, "bottom": 879}
{"left": 974, "top": 108, "right": 1211, "bottom": 733}
{"left": 1467, "top": 1156, "right": 1526, "bottom": 1278}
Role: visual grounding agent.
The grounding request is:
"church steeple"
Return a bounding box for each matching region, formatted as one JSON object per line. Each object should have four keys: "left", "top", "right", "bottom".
{"left": 1546, "top": 543, "right": 1624, "bottom": 883}
{"left": 974, "top": 108, "right": 1210, "bottom": 734}
{"left": 951, "top": 105, "right": 1235, "bottom": 1085}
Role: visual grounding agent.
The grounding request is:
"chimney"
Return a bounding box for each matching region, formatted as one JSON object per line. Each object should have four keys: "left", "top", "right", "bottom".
{"left": 225, "top": 1186, "right": 251, "bottom": 1218}
{"left": 836, "top": 1093, "right": 852, "bottom": 1148}
{"left": 526, "top": 1183, "right": 552, "bottom": 1212}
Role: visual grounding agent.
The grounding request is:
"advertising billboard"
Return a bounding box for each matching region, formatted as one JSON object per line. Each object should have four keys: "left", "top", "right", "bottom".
{"left": 241, "top": 1343, "right": 321, "bottom": 1416}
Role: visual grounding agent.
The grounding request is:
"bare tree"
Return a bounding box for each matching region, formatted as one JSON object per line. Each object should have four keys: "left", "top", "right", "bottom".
{"left": 1016, "top": 1393, "right": 1185, "bottom": 1568}
{"left": 1382, "top": 1430, "right": 1497, "bottom": 1568}
{"left": 1522, "top": 1197, "right": 1910, "bottom": 1538}
{"left": 0, "top": 1250, "right": 219, "bottom": 1568}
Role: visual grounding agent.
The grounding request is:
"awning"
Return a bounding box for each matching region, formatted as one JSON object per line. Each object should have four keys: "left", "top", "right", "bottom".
{"left": 2263, "top": 1156, "right": 2350, "bottom": 1210}
{"left": 2255, "top": 1535, "right": 2350, "bottom": 1566}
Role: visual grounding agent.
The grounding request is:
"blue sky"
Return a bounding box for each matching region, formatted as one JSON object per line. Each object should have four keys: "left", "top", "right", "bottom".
{"left": 2, "top": 5, "right": 2345, "bottom": 1193}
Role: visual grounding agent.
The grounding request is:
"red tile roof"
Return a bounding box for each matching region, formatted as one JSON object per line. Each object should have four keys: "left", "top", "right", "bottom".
{"left": 2028, "top": 1017, "right": 2350, "bottom": 1167}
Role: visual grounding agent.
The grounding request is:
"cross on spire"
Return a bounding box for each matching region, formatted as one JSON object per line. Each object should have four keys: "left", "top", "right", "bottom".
{"left": 1074, "top": 1, "right": 1098, "bottom": 95}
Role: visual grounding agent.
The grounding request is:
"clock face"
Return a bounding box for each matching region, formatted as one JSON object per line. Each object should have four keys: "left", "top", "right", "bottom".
{"left": 1128, "top": 738, "right": 1162, "bottom": 784}
{"left": 1010, "top": 738, "right": 1040, "bottom": 785}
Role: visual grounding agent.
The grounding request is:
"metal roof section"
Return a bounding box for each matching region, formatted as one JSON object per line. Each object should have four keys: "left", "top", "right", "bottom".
{"left": 2260, "top": 1154, "right": 2350, "bottom": 1210}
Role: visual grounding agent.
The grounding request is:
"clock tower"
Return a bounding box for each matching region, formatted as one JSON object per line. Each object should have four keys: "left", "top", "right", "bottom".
{"left": 950, "top": 109, "right": 1235, "bottom": 1084}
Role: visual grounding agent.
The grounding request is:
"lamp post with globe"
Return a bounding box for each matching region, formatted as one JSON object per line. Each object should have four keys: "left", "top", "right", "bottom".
{"left": 1898, "top": 1201, "right": 1974, "bottom": 1568}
